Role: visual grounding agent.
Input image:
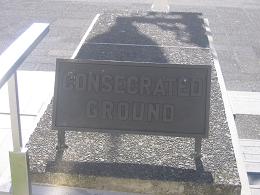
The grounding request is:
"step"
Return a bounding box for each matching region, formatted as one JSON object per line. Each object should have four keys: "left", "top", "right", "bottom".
{"left": 240, "top": 139, "right": 260, "bottom": 173}
{"left": 228, "top": 91, "right": 260, "bottom": 115}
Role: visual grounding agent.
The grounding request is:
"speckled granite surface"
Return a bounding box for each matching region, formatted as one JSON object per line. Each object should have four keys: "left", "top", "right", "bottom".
{"left": 27, "top": 12, "right": 241, "bottom": 194}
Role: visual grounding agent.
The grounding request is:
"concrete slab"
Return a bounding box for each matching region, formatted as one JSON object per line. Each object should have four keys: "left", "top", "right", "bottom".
{"left": 251, "top": 187, "right": 260, "bottom": 195}
{"left": 240, "top": 139, "right": 260, "bottom": 173}
{"left": 240, "top": 139, "right": 260, "bottom": 195}
{"left": 228, "top": 91, "right": 260, "bottom": 115}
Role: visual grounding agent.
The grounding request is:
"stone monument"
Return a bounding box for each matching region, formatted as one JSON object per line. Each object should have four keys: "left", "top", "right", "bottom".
{"left": 27, "top": 11, "right": 242, "bottom": 195}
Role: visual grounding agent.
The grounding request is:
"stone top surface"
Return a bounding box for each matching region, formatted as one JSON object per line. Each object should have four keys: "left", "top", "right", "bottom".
{"left": 76, "top": 11, "right": 211, "bottom": 65}
{"left": 27, "top": 12, "right": 240, "bottom": 189}
{"left": 83, "top": 11, "right": 209, "bottom": 48}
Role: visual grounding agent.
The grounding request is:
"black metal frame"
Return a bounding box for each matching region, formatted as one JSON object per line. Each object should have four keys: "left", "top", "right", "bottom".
{"left": 54, "top": 59, "right": 207, "bottom": 161}
{"left": 53, "top": 59, "right": 211, "bottom": 135}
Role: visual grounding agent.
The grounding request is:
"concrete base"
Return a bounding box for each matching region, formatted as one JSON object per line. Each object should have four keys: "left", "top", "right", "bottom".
{"left": 9, "top": 150, "right": 31, "bottom": 195}
{"left": 31, "top": 173, "right": 239, "bottom": 195}
{"left": 31, "top": 184, "right": 144, "bottom": 195}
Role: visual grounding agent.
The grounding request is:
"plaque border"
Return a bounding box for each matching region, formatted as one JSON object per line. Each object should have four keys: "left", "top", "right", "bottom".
{"left": 53, "top": 58, "right": 211, "bottom": 138}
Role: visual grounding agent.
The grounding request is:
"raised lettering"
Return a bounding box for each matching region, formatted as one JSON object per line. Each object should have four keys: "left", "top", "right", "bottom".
{"left": 153, "top": 79, "right": 166, "bottom": 96}
{"left": 133, "top": 102, "right": 144, "bottom": 120}
{"left": 86, "top": 100, "right": 98, "bottom": 118}
{"left": 63, "top": 72, "right": 76, "bottom": 89}
{"left": 140, "top": 77, "right": 151, "bottom": 95}
{"left": 76, "top": 73, "right": 87, "bottom": 90}
{"left": 127, "top": 76, "right": 138, "bottom": 94}
{"left": 163, "top": 104, "right": 174, "bottom": 122}
{"left": 191, "top": 79, "right": 202, "bottom": 96}
{"left": 102, "top": 101, "right": 113, "bottom": 119}
{"left": 166, "top": 79, "right": 177, "bottom": 96}
{"left": 88, "top": 72, "right": 100, "bottom": 92}
{"left": 118, "top": 102, "right": 129, "bottom": 120}
{"left": 101, "top": 75, "right": 113, "bottom": 92}
{"left": 178, "top": 78, "right": 190, "bottom": 96}
{"left": 114, "top": 76, "right": 125, "bottom": 94}
{"left": 147, "top": 103, "right": 160, "bottom": 121}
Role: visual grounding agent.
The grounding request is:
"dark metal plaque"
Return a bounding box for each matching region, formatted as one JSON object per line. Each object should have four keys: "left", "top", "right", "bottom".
{"left": 53, "top": 59, "right": 211, "bottom": 137}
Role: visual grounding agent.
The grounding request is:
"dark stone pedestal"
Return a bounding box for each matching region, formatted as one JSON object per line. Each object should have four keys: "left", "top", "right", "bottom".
{"left": 27, "top": 12, "right": 241, "bottom": 195}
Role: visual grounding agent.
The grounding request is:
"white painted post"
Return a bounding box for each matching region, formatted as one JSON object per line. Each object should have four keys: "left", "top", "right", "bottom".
{"left": 8, "top": 72, "right": 31, "bottom": 195}
{"left": 151, "top": 0, "right": 170, "bottom": 13}
{"left": 0, "top": 23, "right": 49, "bottom": 195}
{"left": 9, "top": 150, "right": 31, "bottom": 195}
{"left": 8, "top": 72, "right": 22, "bottom": 152}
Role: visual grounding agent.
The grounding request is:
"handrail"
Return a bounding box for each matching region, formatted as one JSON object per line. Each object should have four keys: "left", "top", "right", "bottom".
{"left": 0, "top": 23, "right": 49, "bottom": 89}
{"left": 0, "top": 23, "right": 49, "bottom": 195}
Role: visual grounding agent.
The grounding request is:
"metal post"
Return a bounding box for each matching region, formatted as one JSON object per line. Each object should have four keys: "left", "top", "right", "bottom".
{"left": 56, "top": 130, "right": 68, "bottom": 151}
{"left": 194, "top": 137, "right": 202, "bottom": 159}
{"left": 8, "top": 72, "right": 22, "bottom": 152}
{"left": 8, "top": 72, "right": 31, "bottom": 195}
{"left": 9, "top": 149, "right": 31, "bottom": 195}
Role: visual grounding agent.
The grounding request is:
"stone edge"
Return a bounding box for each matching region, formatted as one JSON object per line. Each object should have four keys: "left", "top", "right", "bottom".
{"left": 31, "top": 173, "right": 241, "bottom": 195}
{"left": 203, "top": 18, "right": 250, "bottom": 195}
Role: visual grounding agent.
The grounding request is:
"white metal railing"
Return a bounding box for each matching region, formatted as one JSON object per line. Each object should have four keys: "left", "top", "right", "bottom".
{"left": 0, "top": 23, "right": 49, "bottom": 195}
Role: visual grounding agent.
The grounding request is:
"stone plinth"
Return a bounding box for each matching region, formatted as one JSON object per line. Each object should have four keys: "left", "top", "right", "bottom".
{"left": 27, "top": 12, "right": 241, "bottom": 195}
